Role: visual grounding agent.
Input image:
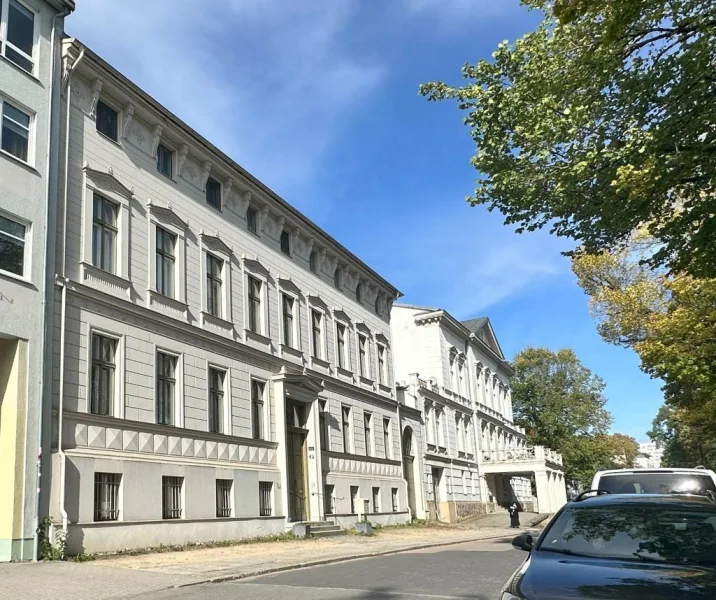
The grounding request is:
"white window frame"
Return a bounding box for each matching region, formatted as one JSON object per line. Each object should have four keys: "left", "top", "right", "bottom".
{"left": 95, "top": 96, "right": 122, "bottom": 144}
{"left": 242, "top": 258, "right": 270, "bottom": 341}
{"left": 206, "top": 362, "right": 231, "bottom": 435}
{"left": 279, "top": 290, "right": 300, "bottom": 351}
{"left": 153, "top": 345, "right": 184, "bottom": 428}
{"left": 156, "top": 141, "right": 175, "bottom": 180}
{"left": 383, "top": 417, "right": 392, "bottom": 460}
{"left": 341, "top": 404, "right": 353, "bottom": 454}
{"left": 250, "top": 376, "right": 268, "bottom": 441}
{"left": 356, "top": 332, "right": 371, "bottom": 381}
{"left": 309, "top": 306, "right": 328, "bottom": 366}
{"left": 0, "top": 208, "right": 30, "bottom": 282}
{"left": 86, "top": 326, "right": 125, "bottom": 419}
{"left": 0, "top": 0, "right": 38, "bottom": 76}
{"left": 364, "top": 410, "right": 374, "bottom": 457}
{"left": 334, "top": 320, "right": 350, "bottom": 372}
{"left": 200, "top": 233, "right": 233, "bottom": 330}
{"left": 376, "top": 343, "right": 388, "bottom": 387}
{"left": 0, "top": 95, "right": 33, "bottom": 165}
{"left": 147, "top": 203, "right": 187, "bottom": 309}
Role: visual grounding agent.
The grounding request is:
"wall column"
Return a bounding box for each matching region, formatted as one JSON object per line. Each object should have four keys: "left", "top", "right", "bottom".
{"left": 534, "top": 469, "right": 551, "bottom": 513}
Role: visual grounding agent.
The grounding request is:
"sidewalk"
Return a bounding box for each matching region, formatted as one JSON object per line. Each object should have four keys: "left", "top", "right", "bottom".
{"left": 0, "top": 525, "right": 524, "bottom": 599}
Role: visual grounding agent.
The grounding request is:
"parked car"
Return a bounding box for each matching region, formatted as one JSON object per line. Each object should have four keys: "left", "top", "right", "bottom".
{"left": 501, "top": 494, "right": 716, "bottom": 599}
{"left": 591, "top": 467, "right": 716, "bottom": 497}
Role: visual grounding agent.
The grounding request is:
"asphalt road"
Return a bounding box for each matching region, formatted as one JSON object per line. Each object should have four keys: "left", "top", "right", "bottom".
{"left": 142, "top": 537, "right": 527, "bottom": 600}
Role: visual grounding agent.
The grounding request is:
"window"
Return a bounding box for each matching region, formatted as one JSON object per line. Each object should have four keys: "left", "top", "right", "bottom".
{"left": 355, "top": 283, "right": 362, "bottom": 303}
{"left": 458, "top": 361, "right": 465, "bottom": 397}
{"left": 92, "top": 193, "right": 118, "bottom": 273}
{"left": 0, "top": 213, "right": 26, "bottom": 276}
{"left": 155, "top": 227, "right": 176, "bottom": 297}
{"left": 437, "top": 409, "right": 445, "bottom": 447}
{"left": 90, "top": 333, "right": 117, "bottom": 416}
{"left": 334, "top": 267, "right": 341, "bottom": 289}
{"left": 156, "top": 143, "right": 173, "bottom": 178}
{"left": 336, "top": 323, "right": 347, "bottom": 370}
{"left": 391, "top": 488, "right": 399, "bottom": 512}
{"left": 383, "top": 418, "right": 391, "bottom": 459}
{"left": 96, "top": 100, "right": 118, "bottom": 141}
{"left": 309, "top": 250, "right": 318, "bottom": 274}
{"left": 350, "top": 486, "right": 359, "bottom": 514}
{"left": 1, "top": 100, "right": 30, "bottom": 161}
{"left": 425, "top": 406, "right": 435, "bottom": 446}
{"left": 259, "top": 481, "right": 273, "bottom": 516}
{"left": 280, "top": 229, "right": 290, "bottom": 255}
{"left": 372, "top": 487, "right": 380, "bottom": 513}
{"left": 156, "top": 352, "right": 177, "bottom": 425}
{"left": 464, "top": 419, "right": 472, "bottom": 454}
{"left": 364, "top": 412, "right": 373, "bottom": 457}
{"left": 377, "top": 345, "right": 387, "bottom": 385}
{"left": 462, "top": 471, "right": 468, "bottom": 495}
{"left": 208, "top": 367, "right": 225, "bottom": 434}
{"left": 456, "top": 415, "right": 464, "bottom": 452}
{"left": 247, "top": 276, "right": 262, "bottom": 333}
{"left": 342, "top": 406, "right": 352, "bottom": 453}
{"left": 319, "top": 400, "right": 329, "bottom": 451}
{"left": 324, "top": 484, "right": 335, "bottom": 515}
{"left": 251, "top": 379, "right": 265, "bottom": 440}
{"left": 162, "top": 476, "right": 183, "bottom": 519}
{"left": 281, "top": 294, "right": 294, "bottom": 347}
{"left": 311, "top": 310, "right": 323, "bottom": 360}
{"left": 216, "top": 479, "right": 232, "bottom": 518}
{"left": 206, "top": 253, "right": 223, "bottom": 318}
{"left": 94, "top": 473, "right": 121, "bottom": 522}
{"left": 374, "top": 296, "right": 381, "bottom": 315}
{"left": 206, "top": 176, "right": 221, "bottom": 210}
{"left": 1, "top": 0, "right": 34, "bottom": 73}
{"left": 358, "top": 335, "right": 368, "bottom": 378}
{"left": 246, "top": 205, "right": 258, "bottom": 234}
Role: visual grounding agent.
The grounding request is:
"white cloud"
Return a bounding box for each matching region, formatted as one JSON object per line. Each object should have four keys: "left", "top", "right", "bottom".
{"left": 65, "top": 0, "right": 386, "bottom": 210}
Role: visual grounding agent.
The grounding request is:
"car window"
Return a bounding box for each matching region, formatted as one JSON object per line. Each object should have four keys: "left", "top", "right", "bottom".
{"left": 598, "top": 473, "right": 716, "bottom": 496}
{"left": 540, "top": 506, "right": 716, "bottom": 566}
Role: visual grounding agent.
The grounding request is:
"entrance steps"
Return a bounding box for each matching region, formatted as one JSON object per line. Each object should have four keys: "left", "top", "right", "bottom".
{"left": 291, "top": 520, "right": 345, "bottom": 538}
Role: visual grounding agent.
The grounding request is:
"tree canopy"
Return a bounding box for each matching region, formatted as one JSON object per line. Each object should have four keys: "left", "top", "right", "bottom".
{"left": 420, "top": 0, "right": 716, "bottom": 277}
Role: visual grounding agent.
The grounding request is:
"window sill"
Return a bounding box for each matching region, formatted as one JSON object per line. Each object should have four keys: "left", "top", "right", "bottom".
{"left": 147, "top": 290, "right": 189, "bottom": 320}
{"left": 244, "top": 328, "right": 271, "bottom": 345}
{"left": 359, "top": 375, "right": 374, "bottom": 387}
{"left": 378, "top": 383, "right": 393, "bottom": 395}
{"left": 310, "top": 355, "right": 330, "bottom": 370}
{"left": 97, "top": 130, "right": 123, "bottom": 147}
{"left": 336, "top": 366, "right": 353, "bottom": 379}
{"left": 0, "top": 53, "right": 43, "bottom": 86}
{"left": 80, "top": 262, "right": 132, "bottom": 298}
{"left": 0, "top": 268, "right": 34, "bottom": 288}
{"left": 280, "top": 344, "right": 303, "bottom": 360}
{"left": 201, "top": 310, "right": 234, "bottom": 334}
{"left": 0, "top": 148, "right": 38, "bottom": 174}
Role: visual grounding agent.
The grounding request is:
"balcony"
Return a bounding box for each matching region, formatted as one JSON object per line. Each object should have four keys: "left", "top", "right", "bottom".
{"left": 481, "top": 445, "right": 563, "bottom": 467}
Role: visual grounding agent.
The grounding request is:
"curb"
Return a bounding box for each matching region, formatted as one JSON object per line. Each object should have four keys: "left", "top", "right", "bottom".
{"left": 173, "top": 531, "right": 529, "bottom": 589}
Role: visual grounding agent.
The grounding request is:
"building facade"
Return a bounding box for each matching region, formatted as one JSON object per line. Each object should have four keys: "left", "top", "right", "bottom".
{"left": 0, "top": 0, "right": 74, "bottom": 562}
{"left": 635, "top": 441, "right": 664, "bottom": 469}
{"left": 392, "top": 305, "right": 567, "bottom": 521}
{"left": 49, "top": 38, "right": 408, "bottom": 555}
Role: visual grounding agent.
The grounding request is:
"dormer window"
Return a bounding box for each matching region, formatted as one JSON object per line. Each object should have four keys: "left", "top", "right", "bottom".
{"left": 246, "top": 205, "right": 258, "bottom": 234}
{"left": 280, "top": 229, "right": 290, "bottom": 256}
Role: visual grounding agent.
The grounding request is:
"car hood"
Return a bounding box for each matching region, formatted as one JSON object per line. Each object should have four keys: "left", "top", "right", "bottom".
{"left": 517, "top": 552, "right": 716, "bottom": 600}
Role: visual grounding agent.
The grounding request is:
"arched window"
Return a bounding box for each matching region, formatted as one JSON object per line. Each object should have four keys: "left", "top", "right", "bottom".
{"left": 309, "top": 250, "right": 318, "bottom": 274}
{"left": 356, "top": 283, "right": 362, "bottom": 303}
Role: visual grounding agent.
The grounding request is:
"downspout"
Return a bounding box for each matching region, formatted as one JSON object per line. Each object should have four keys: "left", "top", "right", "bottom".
{"left": 33, "top": 8, "right": 72, "bottom": 562}
{"left": 57, "top": 41, "right": 85, "bottom": 536}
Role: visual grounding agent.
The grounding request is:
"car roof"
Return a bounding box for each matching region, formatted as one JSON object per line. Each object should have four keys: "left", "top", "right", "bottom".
{"left": 596, "top": 468, "right": 716, "bottom": 475}
{"left": 570, "top": 494, "right": 716, "bottom": 509}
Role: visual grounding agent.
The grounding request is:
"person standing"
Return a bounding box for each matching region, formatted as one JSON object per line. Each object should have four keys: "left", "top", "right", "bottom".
{"left": 508, "top": 502, "right": 520, "bottom": 528}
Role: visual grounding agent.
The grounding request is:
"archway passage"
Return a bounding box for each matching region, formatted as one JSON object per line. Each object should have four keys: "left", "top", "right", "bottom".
{"left": 402, "top": 427, "right": 417, "bottom": 518}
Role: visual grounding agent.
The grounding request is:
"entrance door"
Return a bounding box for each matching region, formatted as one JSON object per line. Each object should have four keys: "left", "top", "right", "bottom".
{"left": 287, "top": 428, "right": 308, "bottom": 522}
{"left": 402, "top": 427, "right": 416, "bottom": 518}
{"left": 431, "top": 467, "right": 442, "bottom": 520}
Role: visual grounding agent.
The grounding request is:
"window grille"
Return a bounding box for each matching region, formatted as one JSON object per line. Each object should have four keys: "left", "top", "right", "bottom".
{"left": 259, "top": 481, "right": 273, "bottom": 516}
{"left": 216, "top": 479, "right": 232, "bottom": 518}
{"left": 162, "top": 476, "right": 183, "bottom": 519}
{"left": 94, "top": 473, "right": 121, "bottom": 521}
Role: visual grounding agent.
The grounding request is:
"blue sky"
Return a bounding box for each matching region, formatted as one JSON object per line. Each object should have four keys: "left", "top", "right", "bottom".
{"left": 67, "top": 0, "right": 664, "bottom": 440}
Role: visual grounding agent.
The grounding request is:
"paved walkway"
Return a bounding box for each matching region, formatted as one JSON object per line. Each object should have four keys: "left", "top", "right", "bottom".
{"left": 0, "top": 525, "right": 527, "bottom": 600}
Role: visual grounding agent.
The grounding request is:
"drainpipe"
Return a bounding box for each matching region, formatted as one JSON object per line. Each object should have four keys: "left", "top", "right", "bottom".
{"left": 32, "top": 8, "right": 72, "bottom": 562}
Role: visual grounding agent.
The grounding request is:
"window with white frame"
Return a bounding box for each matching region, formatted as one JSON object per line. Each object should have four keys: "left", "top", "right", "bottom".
{"left": 319, "top": 400, "right": 329, "bottom": 451}
{"left": 206, "top": 253, "right": 223, "bottom": 318}
{"left": 437, "top": 409, "right": 445, "bottom": 447}
{"left": 156, "top": 143, "right": 173, "bottom": 178}
{"left": 358, "top": 334, "right": 368, "bottom": 378}
{"left": 281, "top": 294, "right": 295, "bottom": 348}
{"left": 94, "top": 473, "right": 121, "bottom": 522}
{"left": 464, "top": 419, "right": 472, "bottom": 454}
{"left": 155, "top": 227, "right": 175, "bottom": 298}
{"left": 216, "top": 479, "right": 232, "bottom": 518}
{"left": 364, "top": 411, "right": 373, "bottom": 457}
{"left": 311, "top": 309, "right": 324, "bottom": 360}
{"left": 156, "top": 352, "right": 177, "bottom": 425}
{"left": 0, "top": 212, "right": 27, "bottom": 277}
{"left": 1, "top": 99, "right": 30, "bottom": 162}
{"left": 208, "top": 366, "right": 225, "bottom": 434}
{"left": 391, "top": 488, "right": 399, "bottom": 512}
{"left": 377, "top": 344, "right": 387, "bottom": 385}
{"left": 206, "top": 176, "right": 221, "bottom": 210}
{"left": 324, "top": 484, "right": 335, "bottom": 515}
{"left": 251, "top": 379, "right": 265, "bottom": 440}
{"left": 456, "top": 415, "right": 464, "bottom": 452}
{"left": 336, "top": 322, "right": 348, "bottom": 370}
{"left": 162, "top": 476, "right": 183, "bottom": 519}
{"left": 341, "top": 405, "right": 352, "bottom": 453}
{"left": 383, "top": 417, "right": 392, "bottom": 459}
{"left": 92, "top": 193, "right": 118, "bottom": 273}
{"left": 458, "top": 360, "right": 466, "bottom": 396}
{"left": 372, "top": 487, "right": 380, "bottom": 513}
{"left": 90, "top": 333, "right": 117, "bottom": 416}
{"left": 96, "top": 99, "right": 118, "bottom": 141}
{"left": 247, "top": 275, "right": 263, "bottom": 334}
{"left": 246, "top": 205, "right": 258, "bottom": 234}
{"left": 449, "top": 351, "right": 457, "bottom": 392}
{"left": 259, "top": 481, "right": 273, "bottom": 516}
{"left": 333, "top": 267, "right": 342, "bottom": 289}
{"left": 0, "top": 0, "right": 35, "bottom": 73}
{"left": 280, "top": 229, "right": 291, "bottom": 256}
{"left": 309, "top": 250, "right": 318, "bottom": 274}
{"left": 148, "top": 204, "right": 187, "bottom": 306}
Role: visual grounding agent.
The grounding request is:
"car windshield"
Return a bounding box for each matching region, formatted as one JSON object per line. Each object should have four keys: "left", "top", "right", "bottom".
{"left": 598, "top": 472, "right": 716, "bottom": 496}
{"left": 540, "top": 505, "right": 716, "bottom": 566}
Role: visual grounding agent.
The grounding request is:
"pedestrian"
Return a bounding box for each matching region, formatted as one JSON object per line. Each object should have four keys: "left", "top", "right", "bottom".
{"left": 508, "top": 502, "right": 520, "bottom": 528}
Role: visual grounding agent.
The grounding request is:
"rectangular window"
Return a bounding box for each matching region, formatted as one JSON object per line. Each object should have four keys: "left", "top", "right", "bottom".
{"left": 311, "top": 310, "right": 323, "bottom": 360}
{"left": 0, "top": 213, "right": 26, "bottom": 276}
{"left": 96, "top": 99, "right": 118, "bottom": 141}
{"left": 156, "top": 352, "right": 177, "bottom": 425}
{"left": 377, "top": 345, "right": 386, "bottom": 385}
{"left": 259, "top": 481, "right": 273, "bottom": 516}
{"left": 94, "top": 473, "right": 121, "bottom": 522}
{"left": 372, "top": 487, "right": 380, "bottom": 513}
{"left": 383, "top": 418, "right": 391, "bottom": 459}
{"left": 216, "top": 479, "right": 232, "bottom": 518}
{"left": 92, "top": 193, "right": 117, "bottom": 273}
{"left": 324, "top": 484, "right": 335, "bottom": 515}
{"left": 364, "top": 411, "right": 373, "bottom": 457}
{"left": 2, "top": 0, "right": 34, "bottom": 72}
{"left": 1, "top": 100, "right": 30, "bottom": 161}
{"left": 358, "top": 335, "right": 367, "bottom": 378}
{"left": 90, "top": 333, "right": 117, "bottom": 416}
{"left": 350, "top": 485, "right": 359, "bottom": 514}
{"left": 162, "top": 476, "right": 183, "bottom": 519}
{"left": 336, "top": 323, "right": 346, "bottom": 370}
{"left": 391, "top": 488, "right": 399, "bottom": 512}
{"left": 251, "top": 379, "right": 265, "bottom": 440}
{"left": 206, "top": 253, "right": 223, "bottom": 317}
{"left": 309, "top": 250, "right": 317, "bottom": 274}
{"left": 342, "top": 406, "right": 352, "bottom": 453}
{"left": 156, "top": 143, "right": 173, "bottom": 178}
{"left": 206, "top": 176, "right": 221, "bottom": 210}
{"left": 156, "top": 227, "right": 175, "bottom": 297}
{"left": 319, "top": 400, "right": 329, "bottom": 451}
{"left": 248, "top": 276, "right": 262, "bottom": 333}
{"left": 280, "top": 230, "right": 290, "bottom": 255}
{"left": 281, "top": 294, "right": 294, "bottom": 347}
{"left": 208, "top": 367, "right": 225, "bottom": 434}
{"left": 246, "top": 205, "right": 258, "bottom": 234}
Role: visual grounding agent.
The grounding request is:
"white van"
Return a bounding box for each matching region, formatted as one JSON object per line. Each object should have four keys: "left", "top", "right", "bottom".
{"left": 591, "top": 467, "right": 716, "bottom": 497}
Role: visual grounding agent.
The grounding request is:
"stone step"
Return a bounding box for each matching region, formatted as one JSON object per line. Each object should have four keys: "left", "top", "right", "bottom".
{"left": 310, "top": 524, "right": 342, "bottom": 533}
{"left": 312, "top": 528, "right": 345, "bottom": 538}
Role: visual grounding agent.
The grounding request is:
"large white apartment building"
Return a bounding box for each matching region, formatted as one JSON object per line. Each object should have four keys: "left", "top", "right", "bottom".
{"left": 50, "top": 39, "right": 408, "bottom": 555}
{"left": 0, "top": 0, "right": 74, "bottom": 562}
{"left": 392, "top": 305, "right": 567, "bottom": 521}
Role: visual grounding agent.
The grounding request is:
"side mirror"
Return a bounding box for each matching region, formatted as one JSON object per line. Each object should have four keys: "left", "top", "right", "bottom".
{"left": 512, "top": 533, "right": 533, "bottom": 552}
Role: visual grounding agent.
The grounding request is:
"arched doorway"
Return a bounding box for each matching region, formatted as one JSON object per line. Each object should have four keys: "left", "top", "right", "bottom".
{"left": 402, "top": 427, "right": 417, "bottom": 518}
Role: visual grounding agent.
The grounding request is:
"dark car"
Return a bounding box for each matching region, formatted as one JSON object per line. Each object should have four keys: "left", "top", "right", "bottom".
{"left": 501, "top": 494, "right": 716, "bottom": 599}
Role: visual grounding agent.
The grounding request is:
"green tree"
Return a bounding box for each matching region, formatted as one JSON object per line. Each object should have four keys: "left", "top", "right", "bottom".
{"left": 649, "top": 404, "right": 716, "bottom": 469}
{"left": 420, "top": 0, "right": 716, "bottom": 277}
